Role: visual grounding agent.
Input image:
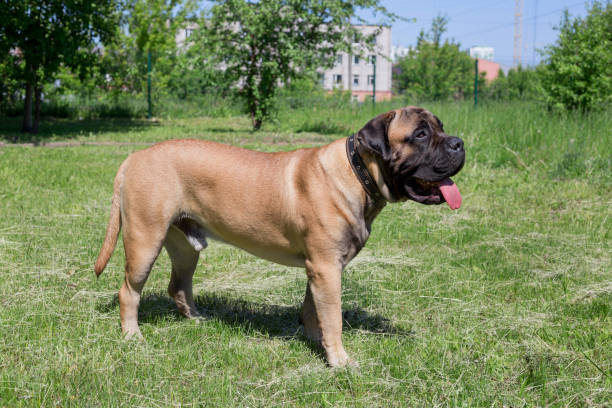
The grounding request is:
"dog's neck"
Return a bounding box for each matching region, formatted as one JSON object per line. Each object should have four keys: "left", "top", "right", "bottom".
{"left": 346, "top": 137, "right": 399, "bottom": 203}
{"left": 314, "top": 137, "right": 388, "bottom": 248}
{"left": 345, "top": 134, "right": 385, "bottom": 202}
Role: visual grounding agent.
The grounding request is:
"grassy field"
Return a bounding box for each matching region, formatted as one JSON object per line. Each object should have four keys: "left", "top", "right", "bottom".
{"left": 0, "top": 101, "right": 610, "bottom": 406}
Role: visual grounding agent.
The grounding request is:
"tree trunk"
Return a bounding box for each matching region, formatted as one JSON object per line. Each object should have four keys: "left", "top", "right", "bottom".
{"left": 33, "top": 86, "right": 42, "bottom": 133}
{"left": 22, "top": 80, "right": 33, "bottom": 133}
{"left": 246, "top": 86, "right": 261, "bottom": 130}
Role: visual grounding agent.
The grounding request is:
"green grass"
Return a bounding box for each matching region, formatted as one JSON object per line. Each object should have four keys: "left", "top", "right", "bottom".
{"left": 0, "top": 101, "right": 610, "bottom": 406}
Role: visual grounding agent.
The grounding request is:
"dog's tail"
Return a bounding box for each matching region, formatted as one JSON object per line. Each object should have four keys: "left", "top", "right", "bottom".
{"left": 94, "top": 160, "right": 127, "bottom": 277}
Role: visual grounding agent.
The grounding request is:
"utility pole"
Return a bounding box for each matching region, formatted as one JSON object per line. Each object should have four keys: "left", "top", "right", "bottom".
{"left": 532, "top": 0, "right": 539, "bottom": 65}
{"left": 513, "top": 0, "right": 524, "bottom": 67}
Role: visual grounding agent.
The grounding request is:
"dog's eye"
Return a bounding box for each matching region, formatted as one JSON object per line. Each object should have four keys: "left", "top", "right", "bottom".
{"left": 415, "top": 130, "right": 427, "bottom": 139}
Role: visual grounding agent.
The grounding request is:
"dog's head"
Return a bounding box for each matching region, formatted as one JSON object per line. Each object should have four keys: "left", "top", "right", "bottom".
{"left": 356, "top": 106, "right": 465, "bottom": 209}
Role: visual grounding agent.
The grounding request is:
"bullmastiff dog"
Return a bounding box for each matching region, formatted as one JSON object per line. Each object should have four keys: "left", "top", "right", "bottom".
{"left": 94, "top": 106, "right": 465, "bottom": 367}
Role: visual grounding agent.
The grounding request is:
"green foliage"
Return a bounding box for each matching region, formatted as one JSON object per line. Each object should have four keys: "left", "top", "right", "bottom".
{"left": 540, "top": 1, "right": 612, "bottom": 111}
{"left": 394, "top": 15, "right": 474, "bottom": 101}
{"left": 480, "top": 65, "right": 543, "bottom": 101}
{"left": 201, "top": 0, "right": 397, "bottom": 129}
{"left": 0, "top": 0, "right": 120, "bottom": 80}
{"left": 166, "top": 20, "right": 236, "bottom": 100}
{"left": 85, "top": 0, "right": 243, "bottom": 116}
{"left": 0, "top": 59, "right": 21, "bottom": 112}
{"left": 96, "top": 0, "right": 197, "bottom": 98}
{"left": 0, "top": 0, "right": 122, "bottom": 132}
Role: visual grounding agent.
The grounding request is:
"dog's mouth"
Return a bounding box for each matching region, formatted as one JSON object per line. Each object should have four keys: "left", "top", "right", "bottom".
{"left": 404, "top": 178, "right": 462, "bottom": 210}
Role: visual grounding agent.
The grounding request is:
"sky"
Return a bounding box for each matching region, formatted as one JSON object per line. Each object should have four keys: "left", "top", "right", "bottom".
{"left": 362, "top": 0, "right": 593, "bottom": 68}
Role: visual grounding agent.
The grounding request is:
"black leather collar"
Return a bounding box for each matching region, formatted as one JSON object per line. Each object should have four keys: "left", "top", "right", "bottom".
{"left": 346, "top": 134, "right": 385, "bottom": 202}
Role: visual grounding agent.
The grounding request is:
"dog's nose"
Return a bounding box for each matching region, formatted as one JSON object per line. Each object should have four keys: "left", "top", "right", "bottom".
{"left": 447, "top": 137, "right": 464, "bottom": 153}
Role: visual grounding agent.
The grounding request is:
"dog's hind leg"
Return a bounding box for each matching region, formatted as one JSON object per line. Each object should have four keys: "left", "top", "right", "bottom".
{"left": 119, "top": 225, "right": 164, "bottom": 339}
{"left": 164, "top": 225, "right": 202, "bottom": 319}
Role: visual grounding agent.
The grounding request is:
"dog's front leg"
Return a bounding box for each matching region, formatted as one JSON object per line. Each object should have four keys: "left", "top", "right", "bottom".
{"left": 301, "top": 259, "right": 353, "bottom": 368}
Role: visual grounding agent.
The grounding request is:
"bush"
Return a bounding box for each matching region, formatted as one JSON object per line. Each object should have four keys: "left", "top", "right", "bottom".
{"left": 41, "top": 98, "right": 79, "bottom": 118}
{"left": 540, "top": 1, "right": 612, "bottom": 111}
{"left": 480, "top": 66, "right": 543, "bottom": 101}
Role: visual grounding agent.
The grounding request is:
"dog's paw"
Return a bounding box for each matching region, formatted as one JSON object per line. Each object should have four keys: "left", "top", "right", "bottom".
{"left": 191, "top": 314, "right": 209, "bottom": 325}
{"left": 122, "top": 328, "right": 144, "bottom": 342}
{"left": 346, "top": 357, "right": 360, "bottom": 369}
{"left": 326, "top": 348, "right": 358, "bottom": 369}
{"left": 183, "top": 309, "right": 202, "bottom": 319}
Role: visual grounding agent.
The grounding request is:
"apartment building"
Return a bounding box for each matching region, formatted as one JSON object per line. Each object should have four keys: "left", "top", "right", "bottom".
{"left": 320, "top": 25, "right": 392, "bottom": 102}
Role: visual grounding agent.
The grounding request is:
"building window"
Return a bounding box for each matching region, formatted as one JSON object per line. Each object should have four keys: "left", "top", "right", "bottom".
{"left": 317, "top": 72, "right": 325, "bottom": 86}
{"left": 333, "top": 74, "right": 342, "bottom": 84}
{"left": 367, "top": 75, "right": 374, "bottom": 85}
{"left": 353, "top": 75, "right": 359, "bottom": 85}
{"left": 353, "top": 55, "right": 360, "bottom": 65}
{"left": 336, "top": 54, "right": 342, "bottom": 64}
{"left": 185, "top": 28, "right": 194, "bottom": 38}
{"left": 369, "top": 54, "right": 376, "bottom": 65}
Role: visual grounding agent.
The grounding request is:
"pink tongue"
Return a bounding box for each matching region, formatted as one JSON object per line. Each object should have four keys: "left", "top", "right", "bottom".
{"left": 439, "top": 178, "right": 462, "bottom": 210}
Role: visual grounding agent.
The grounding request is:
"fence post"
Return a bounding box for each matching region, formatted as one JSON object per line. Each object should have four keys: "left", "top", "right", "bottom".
{"left": 147, "top": 50, "right": 152, "bottom": 119}
{"left": 372, "top": 55, "right": 376, "bottom": 106}
{"left": 474, "top": 58, "right": 479, "bottom": 108}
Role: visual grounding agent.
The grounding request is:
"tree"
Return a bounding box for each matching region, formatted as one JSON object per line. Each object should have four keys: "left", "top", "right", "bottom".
{"left": 18, "top": 0, "right": 198, "bottom": 110}
{"left": 394, "top": 15, "right": 474, "bottom": 101}
{"left": 200, "top": 0, "right": 398, "bottom": 130}
{"left": 168, "top": 28, "right": 235, "bottom": 100}
{"left": 540, "top": 1, "right": 612, "bottom": 111}
{"left": 121, "top": 0, "right": 195, "bottom": 94}
{"left": 0, "top": 0, "right": 120, "bottom": 134}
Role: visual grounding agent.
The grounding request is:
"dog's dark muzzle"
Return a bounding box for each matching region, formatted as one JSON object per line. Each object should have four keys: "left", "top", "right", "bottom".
{"left": 415, "top": 136, "right": 465, "bottom": 182}
{"left": 446, "top": 136, "right": 464, "bottom": 154}
{"left": 445, "top": 136, "right": 465, "bottom": 177}
{"left": 436, "top": 136, "right": 465, "bottom": 177}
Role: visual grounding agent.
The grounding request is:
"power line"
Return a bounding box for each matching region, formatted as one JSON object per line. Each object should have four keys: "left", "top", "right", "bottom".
{"left": 532, "top": 0, "right": 539, "bottom": 65}
{"left": 450, "top": 0, "right": 506, "bottom": 19}
{"left": 456, "top": 1, "right": 585, "bottom": 39}
{"left": 412, "top": 0, "right": 508, "bottom": 23}
{"left": 410, "top": 1, "right": 508, "bottom": 24}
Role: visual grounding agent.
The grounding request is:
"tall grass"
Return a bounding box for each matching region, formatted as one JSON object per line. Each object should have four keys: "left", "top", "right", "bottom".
{"left": 272, "top": 98, "right": 612, "bottom": 184}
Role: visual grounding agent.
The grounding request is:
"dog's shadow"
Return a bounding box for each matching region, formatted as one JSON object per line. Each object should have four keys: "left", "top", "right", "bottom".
{"left": 98, "top": 291, "right": 412, "bottom": 347}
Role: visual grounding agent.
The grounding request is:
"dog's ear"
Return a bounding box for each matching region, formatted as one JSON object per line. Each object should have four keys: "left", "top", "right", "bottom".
{"left": 356, "top": 111, "right": 396, "bottom": 160}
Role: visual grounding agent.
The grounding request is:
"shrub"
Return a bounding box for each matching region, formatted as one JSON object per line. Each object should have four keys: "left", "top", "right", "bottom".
{"left": 540, "top": 1, "right": 612, "bottom": 111}
{"left": 481, "top": 66, "right": 543, "bottom": 101}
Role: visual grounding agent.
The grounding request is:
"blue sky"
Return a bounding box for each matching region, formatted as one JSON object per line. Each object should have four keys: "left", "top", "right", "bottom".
{"left": 363, "top": 0, "right": 593, "bottom": 68}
